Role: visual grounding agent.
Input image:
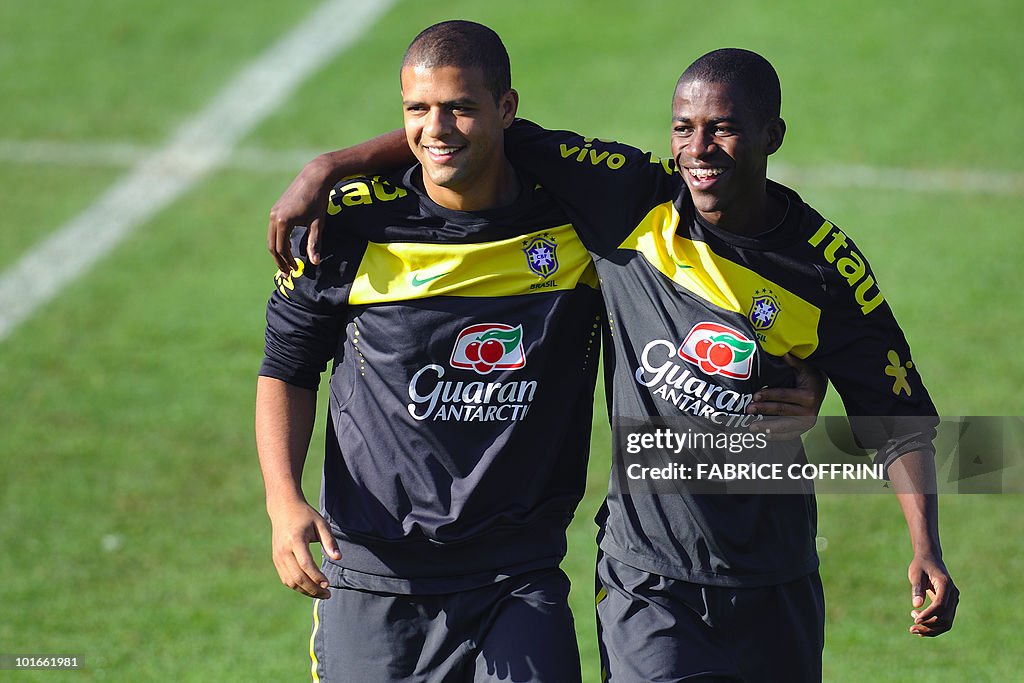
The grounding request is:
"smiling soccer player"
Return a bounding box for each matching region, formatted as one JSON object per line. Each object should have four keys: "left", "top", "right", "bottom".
{"left": 260, "top": 39, "right": 854, "bottom": 683}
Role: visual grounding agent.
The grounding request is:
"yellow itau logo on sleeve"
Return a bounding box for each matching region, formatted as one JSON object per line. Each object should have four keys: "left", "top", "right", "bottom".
{"left": 808, "top": 221, "right": 885, "bottom": 315}
{"left": 327, "top": 177, "right": 407, "bottom": 215}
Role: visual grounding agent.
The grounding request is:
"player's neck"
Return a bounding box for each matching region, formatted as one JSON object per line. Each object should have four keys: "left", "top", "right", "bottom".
{"left": 423, "top": 157, "right": 520, "bottom": 212}
{"left": 698, "top": 190, "right": 787, "bottom": 237}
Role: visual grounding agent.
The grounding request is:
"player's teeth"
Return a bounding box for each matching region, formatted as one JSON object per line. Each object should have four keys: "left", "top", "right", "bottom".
{"left": 690, "top": 168, "right": 723, "bottom": 178}
{"left": 430, "top": 147, "right": 458, "bottom": 154}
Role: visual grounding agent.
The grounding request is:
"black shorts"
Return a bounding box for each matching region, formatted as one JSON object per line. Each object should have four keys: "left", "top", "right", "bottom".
{"left": 596, "top": 551, "right": 824, "bottom": 682}
{"left": 310, "top": 566, "right": 581, "bottom": 683}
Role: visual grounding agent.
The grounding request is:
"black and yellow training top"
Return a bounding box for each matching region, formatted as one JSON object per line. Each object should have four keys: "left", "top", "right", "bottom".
{"left": 507, "top": 120, "right": 938, "bottom": 587}
{"left": 260, "top": 166, "right": 602, "bottom": 593}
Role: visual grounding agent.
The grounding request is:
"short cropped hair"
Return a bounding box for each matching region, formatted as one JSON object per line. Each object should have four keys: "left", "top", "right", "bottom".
{"left": 677, "top": 48, "right": 781, "bottom": 122}
{"left": 402, "top": 21, "right": 512, "bottom": 102}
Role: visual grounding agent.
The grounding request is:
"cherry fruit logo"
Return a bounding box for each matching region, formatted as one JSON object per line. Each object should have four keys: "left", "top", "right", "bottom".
{"left": 677, "top": 322, "right": 756, "bottom": 379}
{"left": 450, "top": 324, "right": 526, "bottom": 375}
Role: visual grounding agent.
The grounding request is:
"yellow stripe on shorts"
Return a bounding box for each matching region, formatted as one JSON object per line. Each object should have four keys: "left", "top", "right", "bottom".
{"left": 310, "top": 598, "right": 322, "bottom": 683}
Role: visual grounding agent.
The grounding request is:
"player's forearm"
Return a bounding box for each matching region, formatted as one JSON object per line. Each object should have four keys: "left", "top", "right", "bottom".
{"left": 255, "top": 376, "right": 318, "bottom": 510}
{"left": 888, "top": 450, "right": 943, "bottom": 558}
{"left": 314, "top": 128, "right": 411, "bottom": 183}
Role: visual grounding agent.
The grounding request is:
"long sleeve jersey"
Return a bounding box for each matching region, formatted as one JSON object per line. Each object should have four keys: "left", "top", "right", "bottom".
{"left": 506, "top": 120, "right": 938, "bottom": 586}
{"left": 260, "top": 166, "right": 603, "bottom": 593}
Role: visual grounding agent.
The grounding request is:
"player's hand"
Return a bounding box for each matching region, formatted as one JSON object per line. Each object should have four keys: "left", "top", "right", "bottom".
{"left": 746, "top": 354, "right": 827, "bottom": 440}
{"left": 267, "top": 498, "right": 342, "bottom": 599}
{"left": 907, "top": 554, "right": 958, "bottom": 637}
{"left": 268, "top": 155, "right": 335, "bottom": 273}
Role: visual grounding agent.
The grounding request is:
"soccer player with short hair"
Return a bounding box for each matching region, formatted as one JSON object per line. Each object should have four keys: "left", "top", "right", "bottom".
{"left": 256, "top": 21, "right": 601, "bottom": 682}
{"left": 500, "top": 49, "right": 959, "bottom": 680}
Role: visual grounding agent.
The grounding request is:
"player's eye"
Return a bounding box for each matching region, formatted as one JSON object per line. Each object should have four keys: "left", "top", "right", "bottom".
{"left": 673, "top": 126, "right": 693, "bottom": 135}
{"left": 714, "top": 127, "right": 736, "bottom": 136}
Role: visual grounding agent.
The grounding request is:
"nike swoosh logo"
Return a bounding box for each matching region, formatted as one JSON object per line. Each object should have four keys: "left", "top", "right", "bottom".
{"left": 673, "top": 260, "right": 693, "bottom": 270}
{"left": 410, "top": 271, "right": 449, "bottom": 287}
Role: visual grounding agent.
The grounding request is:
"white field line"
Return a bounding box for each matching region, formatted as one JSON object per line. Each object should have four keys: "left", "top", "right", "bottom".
{"left": 3, "top": 137, "right": 1023, "bottom": 195}
{"left": 0, "top": 0, "right": 395, "bottom": 342}
{"left": 0, "top": 139, "right": 325, "bottom": 173}
{"left": 771, "top": 162, "right": 1024, "bottom": 196}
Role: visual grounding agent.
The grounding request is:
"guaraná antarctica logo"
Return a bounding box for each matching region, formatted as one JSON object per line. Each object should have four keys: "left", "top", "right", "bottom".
{"left": 677, "top": 322, "right": 757, "bottom": 379}
{"left": 407, "top": 322, "right": 535, "bottom": 422}
{"left": 450, "top": 323, "right": 527, "bottom": 375}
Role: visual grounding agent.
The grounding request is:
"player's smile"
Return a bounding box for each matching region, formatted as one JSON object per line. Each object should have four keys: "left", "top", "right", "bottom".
{"left": 423, "top": 144, "right": 465, "bottom": 163}
{"left": 683, "top": 165, "right": 728, "bottom": 190}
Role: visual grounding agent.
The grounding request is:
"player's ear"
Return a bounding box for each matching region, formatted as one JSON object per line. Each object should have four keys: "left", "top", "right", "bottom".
{"left": 766, "top": 117, "right": 786, "bottom": 156}
{"left": 499, "top": 89, "right": 519, "bottom": 128}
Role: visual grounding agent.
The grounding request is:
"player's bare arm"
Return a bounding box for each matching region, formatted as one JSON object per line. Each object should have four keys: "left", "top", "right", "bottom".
{"left": 255, "top": 376, "right": 342, "bottom": 599}
{"left": 887, "top": 450, "right": 959, "bottom": 637}
{"left": 268, "top": 129, "right": 409, "bottom": 273}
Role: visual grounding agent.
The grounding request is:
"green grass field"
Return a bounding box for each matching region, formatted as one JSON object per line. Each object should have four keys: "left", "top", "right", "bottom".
{"left": 1, "top": 1, "right": 1022, "bottom": 680}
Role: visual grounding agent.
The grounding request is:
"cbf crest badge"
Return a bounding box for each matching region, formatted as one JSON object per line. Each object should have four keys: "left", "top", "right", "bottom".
{"left": 523, "top": 235, "right": 559, "bottom": 279}
{"left": 749, "top": 288, "right": 781, "bottom": 330}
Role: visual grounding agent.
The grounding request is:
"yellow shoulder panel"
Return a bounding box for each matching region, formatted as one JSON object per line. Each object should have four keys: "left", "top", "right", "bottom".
{"left": 619, "top": 202, "right": 821, "bottom": 358}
